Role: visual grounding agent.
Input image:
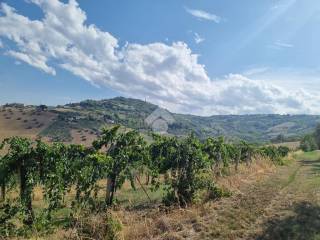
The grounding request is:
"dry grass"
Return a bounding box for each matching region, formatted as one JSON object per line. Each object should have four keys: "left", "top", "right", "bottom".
{"left": 0, "top": 106, "right": 101, "bottom": 150}
{"left": 214, "top": 156, "right": 276, "bottom": 193}
{"left": 119, "top": 158, "right": 277, "bottom": 240}
{"left": 272, "top": 141, "right": 300, "bottom": 150}
{"left": 0, "top": 107, "right": 56, "bottom": 142}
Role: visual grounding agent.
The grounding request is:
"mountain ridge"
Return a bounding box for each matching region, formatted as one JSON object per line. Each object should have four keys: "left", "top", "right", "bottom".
{"left": 1, "top": 97, "right": 320, "bottom": 143}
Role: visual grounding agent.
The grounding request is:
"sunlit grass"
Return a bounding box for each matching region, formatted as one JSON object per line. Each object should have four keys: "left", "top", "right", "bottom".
{"left": 293, "top": 150, "right": 320, "bottom": 161}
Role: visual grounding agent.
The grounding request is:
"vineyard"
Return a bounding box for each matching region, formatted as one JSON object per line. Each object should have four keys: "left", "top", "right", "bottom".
{"left": 0, "top": 125, "right": 290, "bottom": 239}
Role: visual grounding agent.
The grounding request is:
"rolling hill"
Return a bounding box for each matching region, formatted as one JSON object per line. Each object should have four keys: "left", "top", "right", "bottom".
{"left": 1, "top": 97, "right": 319, "bottom": 144}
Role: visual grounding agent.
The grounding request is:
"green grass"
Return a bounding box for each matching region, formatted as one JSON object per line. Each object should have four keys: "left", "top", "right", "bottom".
{"left": 294, "top": 150, "right": 320, "bottom": 161}
{"left": 285, "top": 167, "right": 300, "bottom": 187}
{"left": 116, "top": 185, "right": 164, "bottom": 207}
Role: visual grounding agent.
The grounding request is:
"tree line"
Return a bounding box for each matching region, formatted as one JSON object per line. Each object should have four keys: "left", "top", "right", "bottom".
{"left": 0, "top": 125, "right": 289, "bottom": 236}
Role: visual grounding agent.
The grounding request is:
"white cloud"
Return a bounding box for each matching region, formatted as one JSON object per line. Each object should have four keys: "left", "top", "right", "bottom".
{"left": 268, "top": 41, "right": 294, "bottom": 50}
{"left": 0, "top": 0, "right": 319, "bottom": 115}
{"left": 6, "top": 50, "right": 56, "bottom": 74}
{"left": 275, "top": 41, "right": 294, "bottom": 48}
{"left": 194, "top": 32, "right": 205, "bottom": 44}
{"left": 0, "top": 39, "right": 3, "bottom": 48}
{"left": 185, "top": 7, "right": 221, "bottom": 23}
{"left": 243, "top": 67, "right": 269, "bottom": 76}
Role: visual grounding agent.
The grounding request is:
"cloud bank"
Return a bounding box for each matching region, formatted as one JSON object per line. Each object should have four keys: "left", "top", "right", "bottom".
{"left": 0, "top": 0, "right": 319, "bottom": 115}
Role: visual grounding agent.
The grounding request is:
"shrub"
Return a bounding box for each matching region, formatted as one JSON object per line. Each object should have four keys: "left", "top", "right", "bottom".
{"left": 277, "top": 146, "right": 290, "bottom": 157}
{"left": 300, "top": 135, "right": 318, "bottom": 152}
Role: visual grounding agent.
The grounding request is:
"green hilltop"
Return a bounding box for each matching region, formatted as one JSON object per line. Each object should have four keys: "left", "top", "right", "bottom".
{"left": 35, "top": 97, "right": 320, "bottom": 143}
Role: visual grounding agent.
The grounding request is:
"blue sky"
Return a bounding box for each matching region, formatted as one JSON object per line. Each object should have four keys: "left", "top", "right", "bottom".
{"left": 0, "top": 0, "right": 320, "bottom": 115}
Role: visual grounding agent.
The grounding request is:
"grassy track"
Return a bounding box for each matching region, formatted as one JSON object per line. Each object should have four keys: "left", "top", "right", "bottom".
{"left": 189, "top": 151, "right": 320, "bottom": 240}
{"left": 138, "top": 151, "right": 320, "bottom": 240}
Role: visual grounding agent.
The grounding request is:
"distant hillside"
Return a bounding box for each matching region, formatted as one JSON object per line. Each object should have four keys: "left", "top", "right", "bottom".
{"left": 1, "top": 97, "right": 320, "bottom": 143}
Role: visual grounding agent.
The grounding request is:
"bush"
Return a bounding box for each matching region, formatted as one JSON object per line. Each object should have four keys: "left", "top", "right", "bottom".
{"left": 300, "top": 135, "right": 318, "bottom": 152}
{"left": 277, "top": 146, "right": 290, "bottom": 157}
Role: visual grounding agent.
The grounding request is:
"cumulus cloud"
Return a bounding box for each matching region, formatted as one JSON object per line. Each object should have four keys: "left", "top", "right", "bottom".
{"left": 185, "top": 7, "right": 221, "bottom": 23}
{"left": 0, "top": 0, "right": 319, "bottom": 115}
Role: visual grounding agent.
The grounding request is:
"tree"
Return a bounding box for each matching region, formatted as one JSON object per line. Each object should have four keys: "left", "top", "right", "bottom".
{"left": 203, "top": 137, "right": 230, "bottom": 176}
{"left": 300, "top": 135, "right": 317, "bottom": 152}
{"left": 93, "top": 125, "right": 147, "bottom": 206}
{"left": 239, "top": 141, "right": 255, "bottom": 166}
{"left": 271, "top": 134, "right": 285, "bottom": 143}
{"left": 172, "top": 133, "right": 210, "bottom": 206}
{"left": 34, "top": 141, "right": 76, "bottom": 214}
{"left": 1, "top": 137, "right": 37, "bottom": 225}
{"left": 277, "top": 146, "right": 290, "bottom": 158}
{"left": 36, "top": 104, "right": 48, "bottom": 112}
{"left": 66, "top": 144, "right": 107, "bottom": 208}
{"left": 0, "top": 154, "right": 9, "bottom": 202}
{"left": 150, "top": 133, "right": 220, "bottom": 207}
{"left": 149, "top": 134, "right": 179, "bottom": 179}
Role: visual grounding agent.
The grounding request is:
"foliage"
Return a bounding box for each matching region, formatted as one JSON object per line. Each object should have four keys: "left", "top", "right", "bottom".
{"left": 93, "top": 125, "right": 148, "bottom": 205}
{"left": 277, "top": 146, "right": 290, "bottom": 158}
{"left": 36, "top": 97, "right": 320, "bottom": 143}
{"left": 300, "top": 134, "right": 318, "bottom": 152}
{"left": 203, "top": 137, "right": 230, "bottom": 171}
{"left": 0, "top": 125, "right": 291, "bottom": 238}
{"left": 300, "top": 124, "right": 320, "bottom": 152}
{"left": 314, "top": 124, "right": 320, "bottom": 149}
{"left": 150, "top": 134, "right": 222, "bottom": 207}
{"left": 259, "top": 145, "right": 289, "bottom": 165}
{"left": 1, "top": 137, "right": 37, "bottom": 225}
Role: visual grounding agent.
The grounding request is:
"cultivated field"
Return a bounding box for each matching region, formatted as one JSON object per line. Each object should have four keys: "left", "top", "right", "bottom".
{"left": 0, "top": 107, "right": 55, "bottom": 141}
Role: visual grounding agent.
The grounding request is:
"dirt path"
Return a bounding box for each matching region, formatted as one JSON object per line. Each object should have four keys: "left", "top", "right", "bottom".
{"left": 191, "top": 151, "right": 320, "bottom": 240}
